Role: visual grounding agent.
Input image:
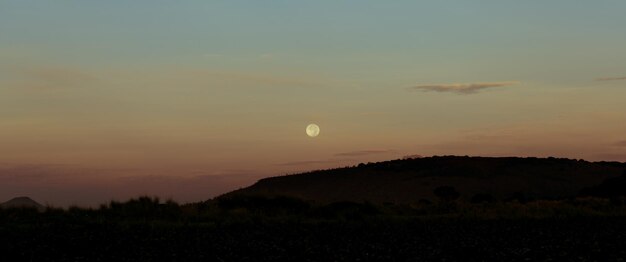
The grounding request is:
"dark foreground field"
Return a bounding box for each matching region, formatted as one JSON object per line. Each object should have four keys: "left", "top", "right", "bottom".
{"left": 3, "top": 193, "right": 626, "bottom": 261}
{"left": 2, "top": 216, "right": 626, "bottom": 261}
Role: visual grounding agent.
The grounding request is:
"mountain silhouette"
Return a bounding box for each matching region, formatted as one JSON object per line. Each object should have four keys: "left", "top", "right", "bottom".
{"left": 1, "top": 196, "right": 45, "bottom": 211}
{"left": 221, "top": 156, "right": 626, "bottom": 204}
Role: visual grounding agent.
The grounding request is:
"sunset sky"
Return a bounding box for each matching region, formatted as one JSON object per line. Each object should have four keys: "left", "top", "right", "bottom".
{"left": 2, "top": 1, "right": 626, "bottom": 206}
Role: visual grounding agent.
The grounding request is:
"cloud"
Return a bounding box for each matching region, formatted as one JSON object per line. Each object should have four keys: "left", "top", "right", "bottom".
{"left": 335, "top": 150, "right": 395, "bottom": 157}
{"left": 595, "top": 77, "right": 626, "bottom": 81}
{"left": 277, "top": 160, "right": 342, "bottom": 166}
{"left": 411, "top": 81, "right": 519, "bottom": 94}
{"left": 278, "top": 151, "right": 396, "bottom": 167}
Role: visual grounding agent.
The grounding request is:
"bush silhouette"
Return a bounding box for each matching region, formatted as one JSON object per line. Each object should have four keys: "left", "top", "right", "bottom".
{"left": 505, "top": 192, "right": 531, "bottom": 204}
{"left": 470, "top": 193, "right": 496, "bottom": 204}
{"left": 434, "top": 186, "right": 460, "bottom": 202}
{"left": 103, "top": 196, "right": 181, "bottom": 220}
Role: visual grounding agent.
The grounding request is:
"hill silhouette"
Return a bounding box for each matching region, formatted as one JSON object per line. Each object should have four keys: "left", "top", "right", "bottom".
{"left": 221, "top": 156, "right": 626, "bottom": 204}
{"left": 0, "top": 196, "right": 45, "bottom": 211}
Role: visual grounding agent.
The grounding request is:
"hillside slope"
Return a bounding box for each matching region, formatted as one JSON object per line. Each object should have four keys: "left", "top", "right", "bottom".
{"left": 221, "top": 156, "right": 626, "bottom": 204}
{"left": 1, "top": 196, "right": 45, "bottom": 211}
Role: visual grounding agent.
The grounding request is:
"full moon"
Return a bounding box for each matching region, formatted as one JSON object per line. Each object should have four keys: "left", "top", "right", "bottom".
{"left": 306, "top": 124, "right": 320, "bottom": 137}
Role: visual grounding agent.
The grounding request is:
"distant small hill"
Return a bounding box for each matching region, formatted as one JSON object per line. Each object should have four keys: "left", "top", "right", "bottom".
{"left": 220, "top": 156, "right": 626, "bottom": 204}
{"left": 1, "top": 197, "right": 45, "bottom": 211}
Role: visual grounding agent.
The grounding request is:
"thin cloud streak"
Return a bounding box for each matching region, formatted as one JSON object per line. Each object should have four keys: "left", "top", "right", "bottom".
{"left": 595, "top": 77, "right": 626, "bottom": 81}
{"left": 278, "top": 160, "right": 342, "bottom": 166}
{"left": 335, "top": 150, "right": 395, "bottom": 157}
{"left": 411, "top": 81, "right": 519, "bottom": 94}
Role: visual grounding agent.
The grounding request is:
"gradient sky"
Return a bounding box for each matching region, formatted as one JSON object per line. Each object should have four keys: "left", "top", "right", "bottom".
{"left": 2, "top": 1, "right": 626, "bottom": 206}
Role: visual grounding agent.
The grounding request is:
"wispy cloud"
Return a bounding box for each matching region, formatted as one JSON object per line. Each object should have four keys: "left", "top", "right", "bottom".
{"left": 277, "top": 160, "right": 342, "bottom": 166}
{"left": 595, "top": 77, "right": 626, "bottom": 81}
{"left": 335, "top": 150, "right": 395, "bottom": 157}
{"left": 411, "top": 81, "right": 519, "bottom": 94}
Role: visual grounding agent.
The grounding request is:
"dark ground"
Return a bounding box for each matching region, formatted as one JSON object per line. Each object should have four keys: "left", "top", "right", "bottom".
{"left": 2, "top": 217, "right": 626, "bottom": 261}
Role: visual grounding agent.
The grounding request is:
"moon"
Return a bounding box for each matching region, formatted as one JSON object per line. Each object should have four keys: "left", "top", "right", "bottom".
{"left": 306, "top": 124, "right": 320, "bottom": 137}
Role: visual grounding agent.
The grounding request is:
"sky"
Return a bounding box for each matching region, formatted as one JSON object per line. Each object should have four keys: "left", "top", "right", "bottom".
{"left": 1, "top": 1, "right": 626, "bottom": 206}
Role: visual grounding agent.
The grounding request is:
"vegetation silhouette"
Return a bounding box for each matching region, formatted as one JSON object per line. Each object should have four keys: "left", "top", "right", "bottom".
{"left": 2, "top": 156, "right": 626, "bottom": 260}
{"left": 3, "top": 194, "right": 626, "bottom": 261}
{"left": 102, "top": 196, "right": 182, "bottom": 221}
{"left": 434, "top": 186, "right": 460, "bottom": 202}
{"left": 470, "top": 193, "right": 496, "bottom": 204}
{"left": 506, "top": 191, "right": 533, "bottom": 204}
